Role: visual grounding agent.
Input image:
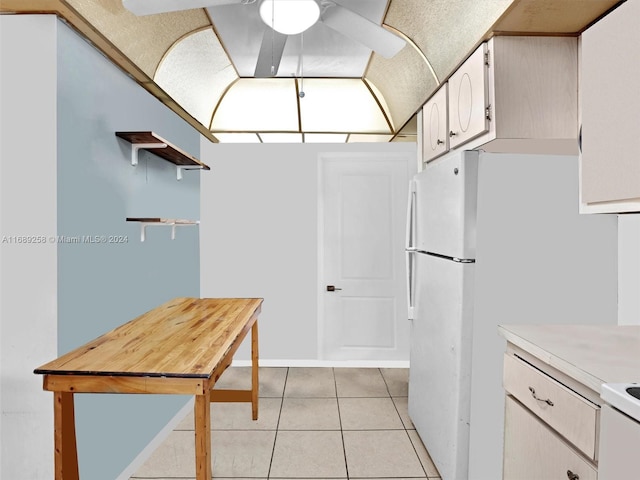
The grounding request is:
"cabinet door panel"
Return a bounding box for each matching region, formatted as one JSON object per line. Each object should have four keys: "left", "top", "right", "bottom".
{"left": 423, "top": 84, "right": 448, "bottom": 162}
{"left": 503, "top": 396, "right": 597, "bottom": 480}
{"left": 581, "top": 0, "right": 640, "bottom": 205}
{"left": 448, "top": 43, "right": 489, "bottom": 149}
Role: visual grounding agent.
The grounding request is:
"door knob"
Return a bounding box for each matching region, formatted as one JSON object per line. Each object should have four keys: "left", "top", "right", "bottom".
{"left": 326, "top": 285, "right": 342, "bottom": 292}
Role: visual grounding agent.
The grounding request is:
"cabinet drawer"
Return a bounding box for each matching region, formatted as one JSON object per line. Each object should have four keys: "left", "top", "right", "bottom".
{"left": 503, "top": 353, "right": 599, "bottom": 459}
{"left": 504, "top": 395, "right": 598, "bottom": 480}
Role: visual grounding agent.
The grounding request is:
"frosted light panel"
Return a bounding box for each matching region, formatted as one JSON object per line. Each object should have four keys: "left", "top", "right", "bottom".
{"left": 299, "top": 79, "right": 391, "bottom": 133}
{"left": 213, "top": 133, "right": 261, "bottom": 143}
{"left": 155, "top": 29, "right": 236, "bottom": 127}
{"left": 365, "top": 79, "right": 395, "bottom": 131}
{"left": 348, "top": 134, "right": 393, "bottom": 143}
{"left": 305, "top": 134, "right": 348, "bottom": 143}
{"left": 212, "top": 78, "right": 299, "bottom": 132}
{"left": 260, "top": 133, "right": 303, "bottom": 143}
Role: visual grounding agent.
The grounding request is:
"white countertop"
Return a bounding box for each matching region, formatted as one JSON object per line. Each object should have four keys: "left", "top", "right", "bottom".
{"left": 497, "top": 324, "right": 640, "bottom": 394}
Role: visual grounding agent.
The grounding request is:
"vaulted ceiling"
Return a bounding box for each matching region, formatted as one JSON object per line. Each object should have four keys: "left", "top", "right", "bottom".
{"left": 1, "top": 0, "right": 623, "bottom": 143}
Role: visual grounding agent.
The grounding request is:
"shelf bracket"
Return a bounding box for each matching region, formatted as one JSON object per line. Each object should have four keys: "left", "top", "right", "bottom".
{"left": 131, "top": 142, "right": 167, "bottom": 166}
{"left": 136, "top": 220, "right": 200, "bottom": 242}
{"left": 176, "top": 165, "right": 204, "bottom": 181}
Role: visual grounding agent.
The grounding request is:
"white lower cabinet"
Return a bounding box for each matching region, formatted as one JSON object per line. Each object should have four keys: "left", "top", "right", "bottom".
{"left": 504, "top": 396, "right": 598, "bottom": 480}
{"left": 498, "top": 326, "right": 640, "bottom": 480}
{"left": 503, "top": 353, "right": 599, "bottom": 459}
{"left": 502, "top": 353, "right": 600, "bottom": 479}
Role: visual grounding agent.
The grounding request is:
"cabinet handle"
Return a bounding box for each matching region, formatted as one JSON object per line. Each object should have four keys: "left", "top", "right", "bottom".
{"left": 437, "top": 139, "right": 444, "bottom": 145}
{"left": 528, "top": 386, "right": 554, "bottom": 406}
{"left": 449, "top": 131, "right": 457, "bottom": 137}
{"left": 566, "top": 470, "right": 579, "bottom": 480}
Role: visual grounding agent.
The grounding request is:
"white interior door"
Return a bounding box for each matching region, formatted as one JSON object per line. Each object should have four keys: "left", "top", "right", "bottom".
{"left": 320, "top": 153, "right": 411, "bottom": 361}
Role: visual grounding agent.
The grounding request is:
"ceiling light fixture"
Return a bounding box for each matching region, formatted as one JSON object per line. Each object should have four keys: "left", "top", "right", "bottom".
{"left": 259, "top": 0, "right": 320, "bottom": 35}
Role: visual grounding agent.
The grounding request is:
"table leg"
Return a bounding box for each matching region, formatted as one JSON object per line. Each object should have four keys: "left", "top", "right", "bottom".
{"left": 53, "top": 391, "right": 79, "bottom": 480}
{"left": 251, "top": 320, "right": 259, "bottom": 420}
{"left": 194, "top": 387, "right": 212, "bottom": 480}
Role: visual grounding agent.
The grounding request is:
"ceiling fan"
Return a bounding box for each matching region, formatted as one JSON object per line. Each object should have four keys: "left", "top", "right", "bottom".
{"left": 122, "top": 0, "right": 406, "bottom": 77}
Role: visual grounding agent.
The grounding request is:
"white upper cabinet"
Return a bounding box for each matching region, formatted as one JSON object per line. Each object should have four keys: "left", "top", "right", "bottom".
{"left": 485, "top": 36, "right": 578, "bottom": 153}
{"left": 448, "top": 43, "right": 489, "bottom": 149}
{"left": 419, "top": 36, "right": 578, "bottom": 166}
{"left": 422, "top": 84, "right": 449, "bottom": 162}
{"left": 580, "top": 0, "right": 640, "bottom": 213}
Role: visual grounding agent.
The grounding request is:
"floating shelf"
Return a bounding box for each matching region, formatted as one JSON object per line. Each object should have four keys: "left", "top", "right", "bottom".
{"left": 116, "top": 131, "right": 210, "bottom": 180}
{"left": 126, "top": 217, "right": 200, "bottom": 242}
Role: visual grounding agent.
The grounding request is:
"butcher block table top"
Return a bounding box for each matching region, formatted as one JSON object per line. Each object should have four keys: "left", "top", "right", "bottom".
{"left": 35, "top": 297, "right": 262, "bottom": 380}
{"left": 34, "top": 297, "right": 263, "bottom": 480}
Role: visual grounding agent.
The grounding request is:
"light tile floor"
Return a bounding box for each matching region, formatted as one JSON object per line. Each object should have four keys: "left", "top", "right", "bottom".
{"left": 130, "top": 367, "right": 441, "bottom": 479}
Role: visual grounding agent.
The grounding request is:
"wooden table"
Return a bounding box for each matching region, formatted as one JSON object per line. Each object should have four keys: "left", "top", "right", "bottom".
{"left": 34, "top": 297, "right": 263, "bottom": 480}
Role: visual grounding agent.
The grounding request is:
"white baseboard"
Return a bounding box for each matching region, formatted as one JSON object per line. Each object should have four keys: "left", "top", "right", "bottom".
{"left": 116, "top": 398, "right": 194, "bottom": 480}
{"left": 230, "top": 359, "right": 410, "bottom": 368}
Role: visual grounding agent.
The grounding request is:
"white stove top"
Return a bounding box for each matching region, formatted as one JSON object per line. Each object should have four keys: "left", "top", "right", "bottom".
{"left": 601, "top": 383, "right": 640, "bottom": 422}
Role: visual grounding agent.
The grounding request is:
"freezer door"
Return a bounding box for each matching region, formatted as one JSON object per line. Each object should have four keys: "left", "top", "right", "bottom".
{"left": 414, "top": 150, "right": 478, "bottom": 260}
{"left": 408, "top": 252, "right": 475, "bottom": 480}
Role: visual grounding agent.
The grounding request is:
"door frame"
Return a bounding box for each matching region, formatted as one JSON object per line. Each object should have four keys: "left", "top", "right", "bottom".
{"left": 317, "top": 151, "right": 415, "bottom": 366}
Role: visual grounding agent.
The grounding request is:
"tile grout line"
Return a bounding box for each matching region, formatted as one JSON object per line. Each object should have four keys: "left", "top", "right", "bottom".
{"left": 134, "top": 367, "right": 430, "bottom": 480}
{"left": 333, "top": 367, "right": 351, "bottom": 480}
{"left": 266, "top": 367, "right": 289, "bottom": 480}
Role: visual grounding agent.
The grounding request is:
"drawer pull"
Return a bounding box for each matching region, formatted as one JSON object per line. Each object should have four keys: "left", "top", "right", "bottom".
{"left": 529, "top": 386, "right": 554, "bottom": 406}
{"left": 566, "top": 470, "right": 579, "bottom": 480}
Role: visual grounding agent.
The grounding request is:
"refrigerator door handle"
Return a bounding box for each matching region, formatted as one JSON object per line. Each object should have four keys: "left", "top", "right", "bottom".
{"left": 405, "top": 180, "right": 416, "bottom": 250}
{"left": 406, "top": 250, "right": 415, "bottom": 320}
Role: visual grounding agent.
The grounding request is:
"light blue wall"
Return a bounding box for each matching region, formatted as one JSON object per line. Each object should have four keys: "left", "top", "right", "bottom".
{"left": 56, "top": 21, "right": 200, "bottom": 479}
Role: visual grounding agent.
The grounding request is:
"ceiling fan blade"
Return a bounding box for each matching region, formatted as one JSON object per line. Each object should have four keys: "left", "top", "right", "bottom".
{"left": 320, "top": 2, "right": 406, "bottom": 58}
{"left": 122, "top": 0, "right": 244, "bottom": 16}
{"left": 254, "top": 28, "right": 288, "bottom": 77}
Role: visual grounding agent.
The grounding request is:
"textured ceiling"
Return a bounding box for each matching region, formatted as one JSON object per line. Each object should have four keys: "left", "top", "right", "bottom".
{"left": 68, "top": 0, "right": 211, "bottom": 78}
{"left": 1, "top": 0, "right": 625, "bottom": 142}
{"left": 385, "top": 0, "right": 513, "bottom": 84}
{"left": 365, "top": 42, "right": 437, "bottom": 134}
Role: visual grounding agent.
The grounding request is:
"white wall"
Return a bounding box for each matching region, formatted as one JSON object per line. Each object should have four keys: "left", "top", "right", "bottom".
{"left": 200, "top": 141, "right": 416, "bottom": 364}
{"left": 618, "top": 214, "right": 640, "bottom": 325}
{"left": 0, "top": 15, "right": 58, "bottom": 479}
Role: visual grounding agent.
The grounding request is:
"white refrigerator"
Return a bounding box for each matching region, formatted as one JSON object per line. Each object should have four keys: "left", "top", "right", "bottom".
{"left": 405, "top": 150, "right": 617, "bottom": 480}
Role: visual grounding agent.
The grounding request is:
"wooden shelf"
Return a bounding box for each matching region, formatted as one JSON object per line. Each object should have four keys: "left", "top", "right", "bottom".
{"left": 126, "top": 218, "right": 199, "bottom": 225}
{"left": 116, "top": 131, "right": 210, "bottom": 179}
{"left": 126, "top": 217, "right": 200, "bottom": 242}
